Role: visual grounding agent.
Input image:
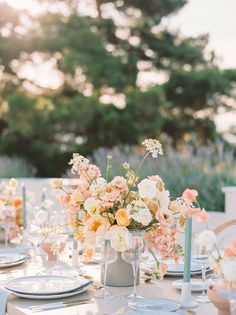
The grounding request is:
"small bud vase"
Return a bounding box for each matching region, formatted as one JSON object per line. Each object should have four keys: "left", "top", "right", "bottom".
{"left": 101, "top": 252, "right": 139, "bottom": 287}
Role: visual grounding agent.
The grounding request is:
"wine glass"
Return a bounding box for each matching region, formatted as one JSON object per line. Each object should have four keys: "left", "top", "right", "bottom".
{"left": 122, "top": 230, "right": 146, "bottom": 301}
{"left": 95, "top": 238, "right": 117, "bottom": 299}
{"left": 192, "top": 239, "right": 210, "bottom": 303}
{"left": 26, "top": 220, "right": 42, "bottom": 268}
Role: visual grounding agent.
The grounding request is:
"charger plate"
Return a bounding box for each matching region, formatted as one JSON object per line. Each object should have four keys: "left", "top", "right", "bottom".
{"left": 6, "top": 275, "right": 91, "bottom": 295}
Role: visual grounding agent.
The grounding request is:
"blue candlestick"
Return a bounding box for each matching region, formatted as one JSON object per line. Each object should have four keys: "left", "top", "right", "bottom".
{"left": 183, "top": 216, "right": 192, "bottom": 282}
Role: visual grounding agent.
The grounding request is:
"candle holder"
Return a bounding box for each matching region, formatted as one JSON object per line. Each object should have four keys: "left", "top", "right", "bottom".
{"left": 181, "top": 282, "right": 199, "bottom": 309}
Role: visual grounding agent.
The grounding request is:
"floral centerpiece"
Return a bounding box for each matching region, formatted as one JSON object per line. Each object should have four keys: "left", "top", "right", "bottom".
{"left": 53, "top": 139, "right": 208, "bottom": 278}
{"left": 0, "top": 178, "right": 23, "bottom": 242}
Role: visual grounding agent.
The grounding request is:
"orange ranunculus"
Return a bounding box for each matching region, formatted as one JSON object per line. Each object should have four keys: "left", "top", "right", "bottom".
{"left": 12, "top": 198, "right": 22, "bottom": 208}
{"left": 186, "top": 207, "right": 200, "bottom": 218}
{"left": 182, "top": 189, "right": 198, "bottom": 203}
{"left": 115, "top": 208, "right": 131, "bottom": 227}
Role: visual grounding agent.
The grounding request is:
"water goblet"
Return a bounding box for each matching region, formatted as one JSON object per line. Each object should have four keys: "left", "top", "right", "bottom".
{"left": 122, "top": 230, "right": 146, "bottom": 301}
{"left": 95, "top": 238, "right": 117, "bottom": 299}
{"left": 192, "top": 253, "right": 210, "bottom": 303}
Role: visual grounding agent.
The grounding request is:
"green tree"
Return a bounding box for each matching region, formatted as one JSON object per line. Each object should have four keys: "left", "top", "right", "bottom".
{"left": 0, "top": 0, "right": 235, "bottom": 175}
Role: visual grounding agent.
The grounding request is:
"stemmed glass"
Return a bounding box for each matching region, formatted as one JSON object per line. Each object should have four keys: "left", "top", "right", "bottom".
{"left": 192, "top": 240, "right": 210, "bottom": 304}
{"left": 95, "top": 238, "right": 117, "bottom": 299}
{"left": 122, "top": 230, "right": 146, "bottom": 301}
{"left": 26, "top": 220, "right": 42, "bottom": 268}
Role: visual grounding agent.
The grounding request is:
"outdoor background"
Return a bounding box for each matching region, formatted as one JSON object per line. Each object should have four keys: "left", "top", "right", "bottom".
{"left": 0, "top": 0, "right": 236, "bottom": 211}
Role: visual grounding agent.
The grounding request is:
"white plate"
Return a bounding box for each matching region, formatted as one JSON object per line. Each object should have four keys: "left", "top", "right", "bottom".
{"left": 8, "top": 283, "right": 91, "bottom": 300}
{"left": 6, "top": 275, "right": 91, "bottom": 295}
{"left": 129, "top": 298, "right": 180, "bottom": 312}
{"left": 0, "top": 253, "right": 28, "bottom": 268}
{"left": 173, "top": 279, "right": 212, "bottom": 292}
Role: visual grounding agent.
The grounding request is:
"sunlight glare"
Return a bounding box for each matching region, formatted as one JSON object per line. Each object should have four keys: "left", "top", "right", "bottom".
{"left": 0, "top": 0, "right": 40, "bottom": 13}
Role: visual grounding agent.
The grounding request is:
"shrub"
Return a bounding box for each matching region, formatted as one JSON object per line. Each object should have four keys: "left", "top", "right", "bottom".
{"left": 0, "top": 156, "right": 36, "bottom": 177}
{"left": 91, "top": 143, "right": 236, "bottom": 212}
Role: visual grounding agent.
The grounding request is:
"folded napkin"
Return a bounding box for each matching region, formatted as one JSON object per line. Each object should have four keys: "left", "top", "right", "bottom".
{"left": 0, "top": 289, "right": 11, "bottom": 315}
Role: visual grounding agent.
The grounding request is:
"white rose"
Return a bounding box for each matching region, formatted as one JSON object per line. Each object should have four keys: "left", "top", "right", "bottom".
{"left": 196, "top": 230, "right": 216, "bottom": 251}
{"left": 138, "top": 179, "right": 157, "bottom": 199}
{"left": 108, "top": 225, "right": 128, "bottom": 252}
{"left": 89, "top": 178, "right": 107, "bottom": 196}
{"left": 84, "top": 197, "right": 101, "bottom": 216}
{"left": 35, "top": 209, "right": 48, "bottom": 225}
{"left": 132, "top": 208, "right": 152, "bottom": 226}
{"left": 156, "top": 190, "right": 170, "bottom": 210}
{"left": 222, "top": 259, "right": 236, "bottom": 282}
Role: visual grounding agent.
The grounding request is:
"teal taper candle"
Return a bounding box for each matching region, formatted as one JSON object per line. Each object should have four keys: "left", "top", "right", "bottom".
{"left": 183, "top": 216, "right": 192, "bottom": 282}
{"left": 22, "top": 184, "right": 27, "bottom": 230}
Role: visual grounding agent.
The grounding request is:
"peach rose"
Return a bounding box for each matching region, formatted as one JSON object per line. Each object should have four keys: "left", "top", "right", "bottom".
{"left": 182, "top": 189, "right": 198, "bottom": 203}
{"left": 115, "top": 208, "right": 131, "bottom": 227}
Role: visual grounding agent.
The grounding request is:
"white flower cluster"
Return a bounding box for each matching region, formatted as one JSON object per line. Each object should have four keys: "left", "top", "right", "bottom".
{"left": 196, "top": 230, "right": 216, "bottom": 251}
{"left": 127, "top": 200, "right": 152, "bottom": 226}
{"left": 142, "top": 139, "right": 163, "bottom": 158}
{"left": 89, "top": 178, "right": 107, "bottom": 196}
{"left": 138, "top": 178, "right": 170, "bottom": 211}
{"left": 68, "top": 153, "right": 89, "bottom": 174}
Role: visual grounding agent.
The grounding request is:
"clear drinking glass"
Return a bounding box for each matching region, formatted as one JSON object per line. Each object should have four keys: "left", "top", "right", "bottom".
{"left": 122, "top": 230, "right": 146, "bottom": 301}
{"left": 192, "top": 254, "right": 210, "bottom": 303}
{"left": 26, "top": 222, "right": 42, "bottom": 268}
{"left": 95, "top": 239, "right": 117, "bottom": 299}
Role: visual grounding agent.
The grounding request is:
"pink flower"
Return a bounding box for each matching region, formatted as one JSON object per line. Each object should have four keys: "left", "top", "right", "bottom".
{"left": 186, "top": 207, "right": 200, "bottom": 218}
{"left": 196, "top": 208, "right": 209, "bottom": 223}
{"left": 182, "top": 189, "right": 198, "bottom": 203}
{"left": 108, "top": 176, "right": 128, "bottom": 192}
{"left": 156, "top": 209, "right": 174, "bottom": 227}
{"left": 79, "top": 164, "right": 101, "bottom": 181}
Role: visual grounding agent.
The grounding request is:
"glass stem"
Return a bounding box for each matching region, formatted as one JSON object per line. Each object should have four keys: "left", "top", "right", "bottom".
{"left": 104, "top": 263, "right": 107, "bottom": 294}
{"left": 230, "top": 299, "right": 236, "bottom": 315}
{"left": 132, "top": 262, "right": 138, "bottom": 298}
{"left": 201, "top": 265, "right": 206, "bottom": 297}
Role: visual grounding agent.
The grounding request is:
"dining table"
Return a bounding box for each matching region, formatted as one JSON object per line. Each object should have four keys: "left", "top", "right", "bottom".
{"left": 0, "top": 246, "right": 218, "bottom": 315}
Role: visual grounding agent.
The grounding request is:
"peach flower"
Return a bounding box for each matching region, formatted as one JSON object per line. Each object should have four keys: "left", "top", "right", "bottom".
{"left": 12, "top": 198, "right": 22, "bottom": 208}
{"left": 196, "top": 208, "right": 209, "bottom": 223}
{"left": 182, "top": 189, "right": 198, "bottom": 203}
{"left": 186, "top": 207, "right": 200, "bottom": 218}
{"left": 109, "top": 176, "right": 128, "bottom": 192}
{"left": 115, "top": 208, "right": 131, "bottom": 227}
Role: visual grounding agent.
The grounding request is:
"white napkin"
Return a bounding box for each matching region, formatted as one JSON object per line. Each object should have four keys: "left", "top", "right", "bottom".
{"left": 0, "top": 289, "right": 11, "bottom": 315}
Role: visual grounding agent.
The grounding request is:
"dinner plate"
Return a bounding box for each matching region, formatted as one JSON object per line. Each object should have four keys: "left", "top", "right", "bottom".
{"left": 128, "top": 298, "right": 180, "bottom": 312}
{"left": 173, "top": 279, "right": 212, "bottom": 292}
{"left": 8, "top": 283, "right": 92, "bottom": 300}
{"left": 0, "top": 253, "right": 28, "bottom": 268}
{"left": 6, "top": 275, "right": 91, "bottom": 295}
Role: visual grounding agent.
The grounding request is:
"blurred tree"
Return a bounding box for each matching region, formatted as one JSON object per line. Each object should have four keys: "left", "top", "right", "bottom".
{"left": 0, "top": 0, "right": 236, "bottom": 175}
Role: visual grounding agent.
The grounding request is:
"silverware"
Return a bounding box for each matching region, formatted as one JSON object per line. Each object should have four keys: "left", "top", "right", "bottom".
{"left": 30, "top": 299, "right": 94, "bottom": 312}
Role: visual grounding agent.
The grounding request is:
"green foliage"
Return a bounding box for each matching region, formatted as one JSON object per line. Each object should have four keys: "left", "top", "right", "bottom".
{"left": 0, "top": 156, "right": 36, "bottom": 177}
{"left": 91, "top": 143, "right": 236, "bottom": 212}
{"left": 0, "top": 0, "right": 236, "bottom": 175}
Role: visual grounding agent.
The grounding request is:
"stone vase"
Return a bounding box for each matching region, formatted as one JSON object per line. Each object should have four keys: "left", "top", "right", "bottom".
{"left": 101, "top": 252, "right": 139, "bottom": 287}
